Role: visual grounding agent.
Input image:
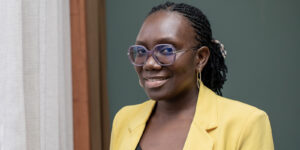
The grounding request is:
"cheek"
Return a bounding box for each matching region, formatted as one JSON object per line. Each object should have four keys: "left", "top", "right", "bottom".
{"left": 134, "top": 66, "right": 143, "bottom": 78}
{"left": 173, "top": 67, "right": 195, "bottom": 83}
{"left": 173, "top": 57, "right": 196, "bottom": 75}
{"left": 171, "top": 59, "right": 197, "bottom": 84}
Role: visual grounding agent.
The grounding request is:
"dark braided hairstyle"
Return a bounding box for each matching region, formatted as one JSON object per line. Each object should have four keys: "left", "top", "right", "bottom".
{"left": 148, "top": 2, "right": 227, "bottom": 95}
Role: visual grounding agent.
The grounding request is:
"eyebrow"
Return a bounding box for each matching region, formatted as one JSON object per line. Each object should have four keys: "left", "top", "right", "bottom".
{"left": 135, "top": 40, "right": 147, "bottom": 46}
{"left": 135, "top": 37, "right": 179, "bottom": 47}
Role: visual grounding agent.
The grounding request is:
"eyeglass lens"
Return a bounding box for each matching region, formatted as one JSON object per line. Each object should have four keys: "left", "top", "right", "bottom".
{"left": 128, "top": 44, "right": 176, "bottom": 66}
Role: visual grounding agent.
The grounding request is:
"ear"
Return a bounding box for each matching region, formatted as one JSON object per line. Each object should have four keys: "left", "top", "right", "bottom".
{"left": 195, "top": 46, "right": 210, "bottom": 72}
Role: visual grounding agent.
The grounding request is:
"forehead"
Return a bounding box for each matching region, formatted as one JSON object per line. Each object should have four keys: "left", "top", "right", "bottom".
{"left": 136, "top": 11, "right": 196, "bottom": 48}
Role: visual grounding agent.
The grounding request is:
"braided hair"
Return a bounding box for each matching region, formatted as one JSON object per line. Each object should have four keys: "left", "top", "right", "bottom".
{"left": 148, "top": 2, "right": 227, "bottom": 95}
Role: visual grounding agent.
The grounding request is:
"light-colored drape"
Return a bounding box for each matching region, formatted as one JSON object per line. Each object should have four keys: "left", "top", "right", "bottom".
{"left": 0, "top": 0, "right": 73, "bottom": 150}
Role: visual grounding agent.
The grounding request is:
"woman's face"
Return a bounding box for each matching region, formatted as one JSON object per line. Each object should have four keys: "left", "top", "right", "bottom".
{"left": 135, "top": 11, "right": 200, "bottom": 101}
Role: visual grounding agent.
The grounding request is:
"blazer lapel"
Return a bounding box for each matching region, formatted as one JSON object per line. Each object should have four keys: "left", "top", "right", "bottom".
{"left": 125, "top": 82, "right": 218, "bottom": 150}
{"left": 183, "top": 82, "right": 219, "bottom": 150}
{"left": 183, "top": 123, "right": 214, "bottom": 150}
{"left": 126, "top": 100, "right": 156, "bottom": 150}
{"left": 125, "top": 124, "right": 146, "bottom": 150}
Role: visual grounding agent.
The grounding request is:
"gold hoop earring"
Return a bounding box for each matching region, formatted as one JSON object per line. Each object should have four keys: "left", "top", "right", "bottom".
{"left": 197, "top": 71, "right": 201, "bottom": 89}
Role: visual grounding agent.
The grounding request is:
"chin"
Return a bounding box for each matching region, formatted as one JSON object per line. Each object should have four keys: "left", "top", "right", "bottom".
{"left": 144, "top": 88, "right": 172, "bottom": 101}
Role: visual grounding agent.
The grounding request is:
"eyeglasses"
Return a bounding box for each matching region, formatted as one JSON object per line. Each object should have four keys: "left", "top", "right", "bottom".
{"left": 127, "top": 44, "right": 192, "bottom": 66}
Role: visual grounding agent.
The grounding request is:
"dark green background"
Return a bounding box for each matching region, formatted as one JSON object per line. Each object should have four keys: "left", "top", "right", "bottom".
{"left": 106, "top": 0, "right": 300, "bottom": 149}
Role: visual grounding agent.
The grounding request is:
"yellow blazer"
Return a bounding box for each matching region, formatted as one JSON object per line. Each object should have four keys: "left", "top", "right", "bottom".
{"left": 110, "top": 83, "right": 274, "bottom": 150}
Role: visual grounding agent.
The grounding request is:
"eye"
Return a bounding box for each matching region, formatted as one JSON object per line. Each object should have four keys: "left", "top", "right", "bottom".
{"left": 159, "top": 47, "right": 174, "bottom": 55}
{"left": 136, "top": 48, "right": 147, "bottom": 56}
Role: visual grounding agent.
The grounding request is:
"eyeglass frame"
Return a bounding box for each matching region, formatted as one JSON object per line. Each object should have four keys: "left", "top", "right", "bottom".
{"left": 127, "top": 44, "right": 195, "bottom": 66}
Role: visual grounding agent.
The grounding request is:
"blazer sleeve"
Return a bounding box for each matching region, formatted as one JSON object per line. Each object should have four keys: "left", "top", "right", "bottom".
{"left": 110, "top": 111, "right": 118, "bottom": 150}
{"left": 110, "top": 107, "right": 125, "bottom": 150}
{"left": 237, "top": 110, "right": 274, "bottom": 150}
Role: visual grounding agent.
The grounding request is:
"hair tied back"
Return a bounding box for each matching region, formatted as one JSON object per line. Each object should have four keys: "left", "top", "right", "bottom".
{"left": 212, "top": 40, "right": 227, "bottom": 59}
{"left": 148, "top": 2, "right": 228, "bottom": 95}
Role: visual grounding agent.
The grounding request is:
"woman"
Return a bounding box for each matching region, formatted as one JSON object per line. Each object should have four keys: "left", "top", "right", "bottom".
{"left": 110, "top": 2, "right": 274, "bottom": 150}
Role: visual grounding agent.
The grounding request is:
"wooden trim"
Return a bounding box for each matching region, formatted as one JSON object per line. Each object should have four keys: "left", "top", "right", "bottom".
{"left": 86, "top": 0, "right": 101, "bottom": 149}
{"left": 70, "top": 0, "right": 91, "bottom": 150}
{"left": 98, "top": 0, "right": 110, "bottom": 149}
{"left": 70, "top": 0, "right": 110, "bottom": 149}
{"left": 86, "top": 0, "right": 110, "bottom": 149}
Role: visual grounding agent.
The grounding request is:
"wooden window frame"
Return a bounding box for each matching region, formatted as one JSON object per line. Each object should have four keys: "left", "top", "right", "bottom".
{"left": 70, "top": 0, "right": 109, "bottom": 149}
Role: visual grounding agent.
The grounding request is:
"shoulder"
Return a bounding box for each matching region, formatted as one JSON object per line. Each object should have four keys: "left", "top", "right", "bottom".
{"left": 110, "top": 100, "right": 154, "bottom": 149}
{"left": 215, "top": 96, "right": 274, "bottom": 148}
{"left": 118, "top": 100, "right": 153, "bottom": 113}
{"left": 214, "top": 95, "right": 271, "bottom": 133}
{"left": 216, "top": 96, "right": 268, "bottom": 120}
{"left": 112, "top": 100, "right": 154, "bottom": 131}
{"left": 200, "top": 83, "right": 269, "bottom": 126}
{"left": 110, "top": 100, "right": 154, "bottom": 148}
{"left": 215, "top": 96, "right": 274, "bottom": 149}
{"left": 114, "top": 100, "right": 154, "bottom": 121}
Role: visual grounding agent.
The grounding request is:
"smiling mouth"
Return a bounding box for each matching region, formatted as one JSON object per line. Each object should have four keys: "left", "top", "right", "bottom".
{"left": 144, "top": 77, "right": 169, "bottom": 88}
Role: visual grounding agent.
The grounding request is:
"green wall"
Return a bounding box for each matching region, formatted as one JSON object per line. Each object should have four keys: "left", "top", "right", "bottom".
{"left": 106, "top": 0, "right": 300, "bottom": 149}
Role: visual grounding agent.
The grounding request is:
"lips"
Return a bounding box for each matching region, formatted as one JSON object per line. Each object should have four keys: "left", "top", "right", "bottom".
{"left": 144, "top": 76, "right": 169, "bottom": 88}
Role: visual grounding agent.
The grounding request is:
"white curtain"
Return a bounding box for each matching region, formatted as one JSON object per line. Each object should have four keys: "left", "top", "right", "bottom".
{"left": 0, "top": 0, "right": 73, "bottom": 150}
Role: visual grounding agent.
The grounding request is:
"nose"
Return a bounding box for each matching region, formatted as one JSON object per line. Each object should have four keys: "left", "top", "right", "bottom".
{"left": 143, "top": 55, "right": 162, "bottom": 71}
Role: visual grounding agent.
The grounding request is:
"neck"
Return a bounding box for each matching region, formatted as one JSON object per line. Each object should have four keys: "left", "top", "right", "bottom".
{"left": 153, "top": 86, "right": 199, "bottom": 119}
